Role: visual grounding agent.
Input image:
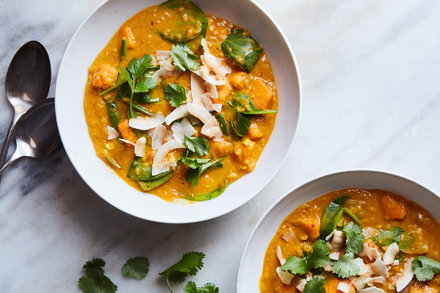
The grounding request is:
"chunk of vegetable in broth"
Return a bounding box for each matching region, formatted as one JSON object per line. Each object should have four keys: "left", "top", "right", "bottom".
{"left": 158, "top": 0, "right": 208, "bottom": 47}
{"left": 138, "top": 172, "right": 173, "bottom": 191}
{"left": 127, "top": 157, "right": 170, "bottom": 181}
{"left": 319, "top": 195, "right": 350, "bottom": 239}
{"left": 106, "top": 102, "right": 121, "bottom": 129}
{"left": 221, "top": 28, "right": 263, "bottom": 72}
{"left": 183, "top": 184, "right": 227, "bottom": 201}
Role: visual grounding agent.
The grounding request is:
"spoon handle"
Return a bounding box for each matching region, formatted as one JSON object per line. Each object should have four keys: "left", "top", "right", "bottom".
{"left": 0, "top": 114, "right": 22, "bottom": 181}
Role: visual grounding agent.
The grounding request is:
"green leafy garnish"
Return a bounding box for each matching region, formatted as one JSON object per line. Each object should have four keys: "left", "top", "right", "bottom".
{"left": 303, "top": 278, "right": 325, "bottom": 293}
{"left": 342, "top": 207, "right": 362, "bottom": 226}
{"left": 413, "top": 256, "right": 440, "bottom": 282}
{"left": 230, "top": 110, "right": 252, "bottom": 137}
{"left": 343, "top": 222, "right": 365, "bottom": 254}
{"left": 183, "top": 184, "right": 228, "bottom": 202}
{"left": 184, "top": 135, "right": 209, "bottom": 156}
{"left": 281, "top": 256, "right": 308, "bottom": 275}
{"left": 121, "top": 257, "right": 150, "bottom": 280}
{"left": 184, "top": 281, "right": 219, "bottom": 293}
{"left": 332, "top": 253, "right": 360, "bottom": 278}
{"left": 134, "top": 76, "right": 157, "bottom": 93}
{"left": 78, "top": 258, "right": 117, "bottom": 293}
{"left": 100, "top": 72, "right": 128, "bottom": 96}
{"left": 181, "top": 156, "right": 224, "bottom": 187}
{"left": 307, "top": 239, "right": 330, "bottom": 269}
{"left": 105, "top": 153, "right": 121, "bottom": 169}
{"left": 132, "top": 103, "right": 153, "bottom": 116}
{"left": 138, "top": 172, "right": 173, "bottom": 191}
{"left": 216, "top": 113, "right": 229, "bottom": 135}
{"left": 120, "top": 37, "right": 127, "bottom": 60}
{"left": 373, "top": 227, "right": 404, "bottom": 247}
{"left": 164, "top": 83, "right": 187, "bottom": 107}
{"left": 106, "top": 102, "right": 121, "bottom": 129}
{"left": 221, "top": 28, "right": 262, "bottom": 72}
{"left": 170, "top": 43, "right": 199, "bottom": 71}
{"left": 159, "top": 251, "right": 205, "bottom": 293}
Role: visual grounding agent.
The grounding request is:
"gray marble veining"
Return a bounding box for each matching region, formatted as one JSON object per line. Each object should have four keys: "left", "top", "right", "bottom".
{"left": 1, "top": 0, "right": 440, "bottom": 292}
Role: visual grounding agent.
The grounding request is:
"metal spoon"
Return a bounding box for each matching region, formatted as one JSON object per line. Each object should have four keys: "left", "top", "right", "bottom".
{"left": 0, "top": 98, "right": 59, "bottom": 175}
{"left": 0, "top": 41, "right": 51, "bottom": 170}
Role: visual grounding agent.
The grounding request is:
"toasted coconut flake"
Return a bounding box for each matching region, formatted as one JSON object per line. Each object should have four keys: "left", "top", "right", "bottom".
{"left": 156, "top": 50, "right": 171, "bottom": 61}
{"left": 118, "top": 138, "right": 135, "bottom": 146}
{"left": 383, "top": 242, "right": 400, "bottom": 265}
{"left": 134, "top": 137, "right": 146, "bottom": 157}
{"left": 358, "top": 287, "right": 386, "bottom": 293}
{"left": 296, "top": 278, "right": 306, "bottom": 292}
{"left": 276, "top": 245, "right": 286, "bottom": 265}
{"left": 129, "top": 114, "right": 165, "bottom": 130}
{"left": 151, "top": 125, "right": 168, "bottom": 150}
{"left": 360, "top": 242, "right": 382, "bottom": 261}
{"left": 366, "top": 276, "right": 387, "bottom": 286}
{"left": 325, "top": 230, "right": 336, "bottom": 241}
{"left": 282, "top": 230, "right": 295, "bottom": 242}
{"left": 152, "top": 139, "right": 185, "bottom": 175}
{"left": 171, "top": 118, "right": 195, "bottom": 143}
{"left": 276, "top": 267, "right": 294, "bottom": 285}
{"left": 337, "top": 281, "right": 353, "bottom": 293}
{"left": 106, "top": 126, "right": 119, "bottom": 140}
{"left": 187, "top": 103, "right": 212, "bottom": 124}
{"left": 329, "top": 252, "right": 340, "bottom": 261}
{"left": 363, "top": 227, "right": 379, "bottom": 239}
{"left": 331, "top": 230, "right": 346, "bottom": 252}
{"left": 165, "top": 104, "right": 189, "bottom": 125}
{"left": 201, "top": 116, "right": 222, "bottom": 139}
{"left": 395, "top": 258, "right": 414, "bottom": 292}
{"left": 372, "top": 259, "right": 389, "bottom": 277}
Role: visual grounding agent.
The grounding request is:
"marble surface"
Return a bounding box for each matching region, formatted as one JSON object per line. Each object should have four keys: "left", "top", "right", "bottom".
{"left": 1, "top": 0, "right": 440, "bottom": 292}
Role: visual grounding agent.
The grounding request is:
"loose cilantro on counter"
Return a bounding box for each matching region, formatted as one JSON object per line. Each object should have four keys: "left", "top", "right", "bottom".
{"left": 159, "top": 251, "right": 205, "bottom": 293}
{"left": 413, "top": 256, "right": 440, "bottom": 282}
{"left": 78, "top": 258, "right": 117, "bottom": 293}
{"left": 170, "top": 43, "right": 200, "bottom": 71}
{"left": 121, "top": 256, "right": 150, "bottom": 280}
{"left": 184, "top": 281, "right": 219, "bottom": 293}
{"left": 331, "top": 253, "right": 360, "bottom": 278}
{"left": 303, "top": 277, "right": 325, "bottom": 293}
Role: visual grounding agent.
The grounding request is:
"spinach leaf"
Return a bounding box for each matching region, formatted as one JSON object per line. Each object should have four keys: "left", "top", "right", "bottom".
{"left": 170, "top": 43, "right": 200, "bottom": 71}
{"left": 181, "top": 156, "right": 224, "bottom": 187}
{"left": 183, "top": 184, "right": 227, "bottom": 202}
{"left": 134, "top": 92, "right": 159, "bottom": 104}
{"left": 372, "top": 227, "right": 404, "bottom": 247}
{"left": 138, "top": 172, "right": 173, "bottom": 191}
{"left": 231, "top": 92, "right": 277, "bottom": 115}
{"left": 106, "top": 102, "right": 121, "bottom": 129}
{"left": 159, "top": 0, "right": 208, "bottom": 45}
{"left": 164, "top": 83, "right": 187, "bottom": 107}
{"left": 230, "top": 110, "right": 252, "bottom": 138}
{"left": 216, "top": 113, "right": 229, "bottom": 135}
{"left": 319, "top": 196, "right": 349, "bottom": 239}
{"left": 127, "top": 158, "right": 171, "bottom": 181}
{"left": 184, "top": 135, "right": 209, "bottom": 156}
{"left": 221, "top": 28, "right": 262, "bottom": 72}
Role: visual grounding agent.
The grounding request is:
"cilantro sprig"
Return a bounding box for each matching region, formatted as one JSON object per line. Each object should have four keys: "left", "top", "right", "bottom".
{"left": 184, "top": 281, "right": 219, "bottom": 293}
{"left": 373, "top": 226, "right": 404, "bottom": 248}
{"left": 164, "top": 83, "right": 187, "bottom": 107}
{"left": 184, "top": 135, "right": 210, "bottom": 156}
{"left": 181, "top": 156, "right": 224, "bottom": 187}
{"left": 303, "top": 277, "right": 325, "bottom": 293}
{"left": 170, "top": 43, "right": 200, "bottom": 71}
{"left": 159, "top": 251, "right": 205, "bottom": 293}
{"left": 413, "top": 256, "right": 440, "bottom": 282}
{"left": 78, "top": 258, "right": 117, "bottom": 293}
{"left": 121, "top": 256, "right": 150, "bottom": 280}
{"left": 331, "top": 253, "right": 360, "bottom": 278}
{"left": 281, "top": 239, "right": 330, "bottom": 275}
{"left": 343, "top": 222, "right": 365, "bottom": 254}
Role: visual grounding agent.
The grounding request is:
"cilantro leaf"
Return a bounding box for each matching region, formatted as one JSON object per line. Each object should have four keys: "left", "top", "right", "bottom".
{"left": 281, "top": 256, "right": 308, "bottom": 275}
{"left": 170, "top": 43, "right": 199, "bottom": 71}
{"left": 332, "top": 253, "right": 360, "bottom": 278}
{"left": 182, "top": 157, "right": 224, "bottom": 187}
{"left": 303, "top": 277, "right": 325, "bottom": 293}
{"left": 373, "top": 226, "right": 404, "bottom": 247}
{"left": 343, "top": 222, "right": 365, "bottom": 254}
{"left": 164, "top": 83, "right": 187, "bottom": 107}
{"left": 159, "top": 251, "right": 205, "bottom": 283}
{"left": 121, "top": 256, "right": 150, "bottom": 280}
{"left": 184, "top": 281, "right": 219, "bottom": 293}
{"left": 184, "top": 135, "right": 209, "bottom": 156}
{"left": 413, "top": 256, "right": 440, "bottom": 282}
{"left": 135, "top": 76, "right": 157, "bottom": 93}
{"left": 307, "top": 239, "right": 330, "bottom": 269}
{"left": 78, "top": 258, "right": 117, "bottom": 293}
{"left": 127, "top": 54, "right": 154, "bottom": 79}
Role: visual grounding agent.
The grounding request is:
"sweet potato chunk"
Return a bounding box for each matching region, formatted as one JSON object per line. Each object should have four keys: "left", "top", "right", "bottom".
{"left": 410, "top": 285, "right": 439, "bottom": 293}
{"left": 380, "top": 194, "right": 407, "bottom": 220}
{"left": 92, "top": 64, "right": 118, "bottom": 90}
{"left": 213, "top": 82, "right": 232, "bottom": 104}
{"left": 229, "top": 72, "right": 251, "bottom": 90}
{"left": 251, "top": 78, "right": 273, "bottom": 109}
{"left": 121, "top": 26, "right": 136, "bottom": 49}
{"left": 233, "top": 138, "right": 256, "bottom": 171}
{"left": 325, "top": 279, "right": 355, "bottom": 293}
{"left": 117, "top": 119, "right": 138, "bottom": 144}
{"left": 295, "top": 216, "right": 321, "bottom": 240}
{"left": 248, "top": 121, "right": 263, "bottom": 140}
{"left": 210, "top": 140, "right": 233, "bottom": 157}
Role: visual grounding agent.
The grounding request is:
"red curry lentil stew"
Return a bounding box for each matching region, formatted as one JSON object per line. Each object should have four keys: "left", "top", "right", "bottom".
{"left": 84, "top": 0, "right": 278, "bottom": 202}
{"left": 261, "top": 188, "right": 440, "bottom": 293}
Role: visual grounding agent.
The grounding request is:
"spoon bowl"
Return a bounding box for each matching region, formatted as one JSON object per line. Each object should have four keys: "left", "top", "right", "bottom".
{"left": 0, "top": 41, "right": 51, "bottom": 176}
{"left": 0, "top": 98, "right": 59, "bottom": 175}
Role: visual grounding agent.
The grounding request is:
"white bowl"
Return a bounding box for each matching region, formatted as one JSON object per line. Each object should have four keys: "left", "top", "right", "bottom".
{"left": 237, "top": 170, "right": 440, "bottom": 292}
{"left": 55, "top": 0, "right": 301, "bottom": 223}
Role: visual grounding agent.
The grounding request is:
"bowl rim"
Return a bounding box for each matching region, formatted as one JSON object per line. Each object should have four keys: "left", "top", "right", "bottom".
{"left": 236, "top": 169, "right": 440, "bottom": 290}
{"left": 55, "top": 0, "right": 303, "bottom": 223}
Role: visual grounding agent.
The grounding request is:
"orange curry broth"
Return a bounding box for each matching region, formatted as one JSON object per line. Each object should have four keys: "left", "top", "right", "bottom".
{"left": 84, "top": 5, "right": 278, "bottom": 201}
{"left": 260, "top": 188, "right": 440, "bottom": 292}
